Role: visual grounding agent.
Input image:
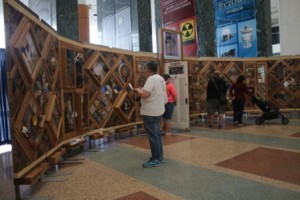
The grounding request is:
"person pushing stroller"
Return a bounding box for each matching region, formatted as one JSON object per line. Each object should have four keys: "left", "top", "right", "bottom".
{"left": 229, "top": 75, "right": 250, "bottom": 126}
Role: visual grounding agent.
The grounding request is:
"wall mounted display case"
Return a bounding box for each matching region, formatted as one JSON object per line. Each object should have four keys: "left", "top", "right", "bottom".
{"left": 256, "top": 62, "right": 267, "bottom": 100}
{"left": 75, "top": 93, "right": 89, "bottom": 131}
{"left": 63, "top": 92, "right": 76, "bottom": 133}
{"left": 61, "top": 48, "right": 76, "bottom": 88}
{"left": 267, "top": 59, "right": 300, "bottom": 108}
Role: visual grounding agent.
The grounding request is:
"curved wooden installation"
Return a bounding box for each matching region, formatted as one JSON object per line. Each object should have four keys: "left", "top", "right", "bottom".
{"left": 3, "top": 1, "right": 300, "bottom": 195}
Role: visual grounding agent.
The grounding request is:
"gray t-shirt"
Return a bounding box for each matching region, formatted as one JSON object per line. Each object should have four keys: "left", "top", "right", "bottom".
{"left": 140, "top": 74, "right": 167, "bottom": 116}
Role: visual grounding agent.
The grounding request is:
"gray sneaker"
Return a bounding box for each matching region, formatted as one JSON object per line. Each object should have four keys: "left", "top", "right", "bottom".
{"left": 143, "top": 160, "right": 161, "bottom": 168}
{"left": 149, "top": 157, "right": 164, "bottom": 163}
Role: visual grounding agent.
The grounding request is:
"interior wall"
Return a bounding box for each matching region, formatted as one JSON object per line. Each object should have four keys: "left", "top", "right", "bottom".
{"left": 279, "top": 0, "right": 300, "bottom": 55}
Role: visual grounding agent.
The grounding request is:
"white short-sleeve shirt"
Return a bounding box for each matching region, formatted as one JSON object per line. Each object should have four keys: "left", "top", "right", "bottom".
{"left": 140, "top": 74, "right": 167, "bottom": 116}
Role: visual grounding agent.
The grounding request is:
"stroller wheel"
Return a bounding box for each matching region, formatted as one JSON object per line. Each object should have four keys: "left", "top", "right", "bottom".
{"left": 255, "top": 117, "right": 264, "bottom": 125}
{"left": 281, "top": 117, "right": 289, "bottom": 125}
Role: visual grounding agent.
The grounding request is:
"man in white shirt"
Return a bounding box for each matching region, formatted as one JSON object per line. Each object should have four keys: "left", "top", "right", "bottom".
{"left": 134, "top": 61, "right": 167, "bottom": 168}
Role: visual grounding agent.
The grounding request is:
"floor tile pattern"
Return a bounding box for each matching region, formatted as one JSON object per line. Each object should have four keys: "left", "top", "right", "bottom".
{"left": 216, "top": 147, "right": 300, "bottom": 185}
{"left": 116, "top": 191, "right": 159, "bottom": 200}
{"left": 291, "top": 132, "right": 300, "bottom": 137}
{"left": 118, "top": 134, "right": 195, "bottom": 149}
{"left": 1, "top": 118, "right": 300, "bottom": 200}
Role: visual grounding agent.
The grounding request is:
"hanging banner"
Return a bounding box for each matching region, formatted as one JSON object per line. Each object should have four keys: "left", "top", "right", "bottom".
{"left": 161, "top": 0, "right": 198, "bottom": 57}
{"left": 214, "top": 0, "right": 257, "bottom": 57}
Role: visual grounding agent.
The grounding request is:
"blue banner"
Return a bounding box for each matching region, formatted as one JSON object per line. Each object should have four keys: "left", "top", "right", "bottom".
{"left": 214, "top": 0, "right": 257, "bottom": 57}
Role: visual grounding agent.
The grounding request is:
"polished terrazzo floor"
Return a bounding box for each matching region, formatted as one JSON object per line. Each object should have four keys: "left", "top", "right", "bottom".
{"left": 1, "top": 117, "right": 300, "bottom": 200}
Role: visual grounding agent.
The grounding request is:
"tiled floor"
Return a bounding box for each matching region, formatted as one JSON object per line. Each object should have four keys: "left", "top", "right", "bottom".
{"left": 216, "top": 147, "right": 300, "bottom": 185}
{"left": 1, "top": 118, "right": 300, "bottom": 200}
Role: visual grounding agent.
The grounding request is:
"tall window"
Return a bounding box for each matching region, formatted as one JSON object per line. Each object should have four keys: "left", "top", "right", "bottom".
{"left": 101, "top": 0, "right": 132, "bottom": 50}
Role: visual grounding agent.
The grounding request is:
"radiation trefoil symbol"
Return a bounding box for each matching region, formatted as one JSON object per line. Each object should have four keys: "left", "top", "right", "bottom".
{"left": 181, "top": 22, "right": 194, "bottom": 42}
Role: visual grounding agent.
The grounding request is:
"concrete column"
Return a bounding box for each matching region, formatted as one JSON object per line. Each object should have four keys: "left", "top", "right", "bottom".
{"left": 56, "top": 0, "right": 79, "bottom": 41}
{"left": 256, "top": 0, "right": 272, "bottom": 57}
{"left": 195, "top": 0, "right": 216, "bottom": 57}
{"left": 131, "top": 0, "right": 152, "bottom": 52}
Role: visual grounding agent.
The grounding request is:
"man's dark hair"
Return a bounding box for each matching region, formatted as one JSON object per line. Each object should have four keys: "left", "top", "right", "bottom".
{"left": 237, "top": 75, "right": 246, "bottom": 83}
{"left": 146, "top": 60, "right": 158, "bottom": 73}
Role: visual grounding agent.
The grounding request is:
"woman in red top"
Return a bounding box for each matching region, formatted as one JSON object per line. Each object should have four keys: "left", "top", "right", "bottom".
{"left": 161, "top": 74, "right": 177, "bottom": 135}
{"left": 229, "top": 75, "right": 249, "bottom": 126}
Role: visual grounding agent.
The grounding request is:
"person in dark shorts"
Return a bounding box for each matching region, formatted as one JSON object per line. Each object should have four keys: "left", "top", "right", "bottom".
{"left": 161, "top": 74, "right": 177, "bottom": 135}
{"left": 206, "top": 71, "right": 228, "bottom": 128}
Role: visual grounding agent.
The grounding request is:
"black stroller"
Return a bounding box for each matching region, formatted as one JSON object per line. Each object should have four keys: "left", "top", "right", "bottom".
{"left": 251, "top": 95, "right": 289, "bottom": 125}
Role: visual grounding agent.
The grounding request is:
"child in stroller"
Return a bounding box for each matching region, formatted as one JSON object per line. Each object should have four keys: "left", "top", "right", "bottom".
{"left": 251, "top": 95, "right": 289, "bottom": 125}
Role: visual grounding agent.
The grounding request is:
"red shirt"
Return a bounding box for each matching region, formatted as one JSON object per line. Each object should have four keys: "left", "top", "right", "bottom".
{"left": 166, "top": 81, "right": 177, "bottom": 103}
{"left": 229, "top": 82, "right": 248, "bottom": 100}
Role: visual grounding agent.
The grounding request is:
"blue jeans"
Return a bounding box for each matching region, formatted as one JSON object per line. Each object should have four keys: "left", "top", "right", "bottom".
{"left": 233, "top": 99, "right": 245, "bottom": 123}
{"left": 142, "top": 115, "right": 163, "bottom": 161}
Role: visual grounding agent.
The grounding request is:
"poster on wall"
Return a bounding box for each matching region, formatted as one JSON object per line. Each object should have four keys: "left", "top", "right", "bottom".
{"left": 214, "top": 0, "right": 257, "bottom": 58}
{"left": 160, "top": 0, "right": 198, "bottom": 57}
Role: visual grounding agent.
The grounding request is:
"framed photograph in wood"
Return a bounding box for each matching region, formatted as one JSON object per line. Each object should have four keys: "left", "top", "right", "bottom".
{"left": 64, "top": 93, "right": 75, "bottom": 132}
{"left": 89, "top": 93, "right": 111, "bottom": 127}
{"left": 75, "top": 93, "right": 89, "bottom": 131}
{"left": 33, "top": 64, "right": 52, "bottom": 114}
{"left": 83, "top": 48, "right": 95, "bottom": 61}
{"left": 101, "top": 74, "right": 123, "bottom": 104}
{"left": 87, "top": 54, "right": 111, "bottom": 85}
{"left": 31, "top": 23, "right": 49, "bottom": 52}
{"left": 114, "top": 91, "right": 135, "bottom": 122}
{"left": 225, "top": 63, "right": 243, "bottom": 83}
{"left": 101, "top": 51, "right": 119, "bottom": 68}
{"left": 75, "top": 53, "right": 85, "bottom": 88}
{"left": 115, "top": 62, "right": 133, "bottom": 84}
{"left": 45, "top": 37, "right": 59, "bottom": 80}
{"left": 13, "top": 25, "right": 41, "bottom": 82}
{"left": 61, "top": 48, "right": 76, "bottom": 88}
{"left": 66, "top": 49, "right": 76, "bottom": 88}
{"left": 9, "top": 68, "right": 27, "bottom": 118}
{"left": 256, "top": 62, "right": 267, "bottom": 100}
{"left": 84, "top": 71, "right": 98, "bottom": 100}
{"left": 105, "top": 113, "right": 122, "bottom": 128}
{"left": 161, "top": 28, "right": 182, "bottom": 61}
{"left": 136, "top": 60, "right": 147, "bottom": 73}
{"left": 14, "top": 93, "right": 44, "bottom": 159}
{"left": 48, "top": 99, "right": 63, "bottom": 141}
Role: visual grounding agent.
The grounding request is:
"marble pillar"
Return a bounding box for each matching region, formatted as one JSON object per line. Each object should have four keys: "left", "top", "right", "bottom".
{"left": 56, "top": 0, "right": 79, "bottom": 41}
{"left": 256, "top": 0, "right": 272, "bottom": 57}
{"left": 154, "top": 0, "right": 161, "bottom": 53}
{"left": 195, "top": 0, "right": 216, "bottom": 57}
{"left": 131, "top": 0, "right": 152, "bottom": 52}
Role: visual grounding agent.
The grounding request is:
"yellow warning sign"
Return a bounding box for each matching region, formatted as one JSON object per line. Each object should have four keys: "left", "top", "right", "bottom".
{"left": 180, "top": 20, "right": 195, "bottom": 42}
